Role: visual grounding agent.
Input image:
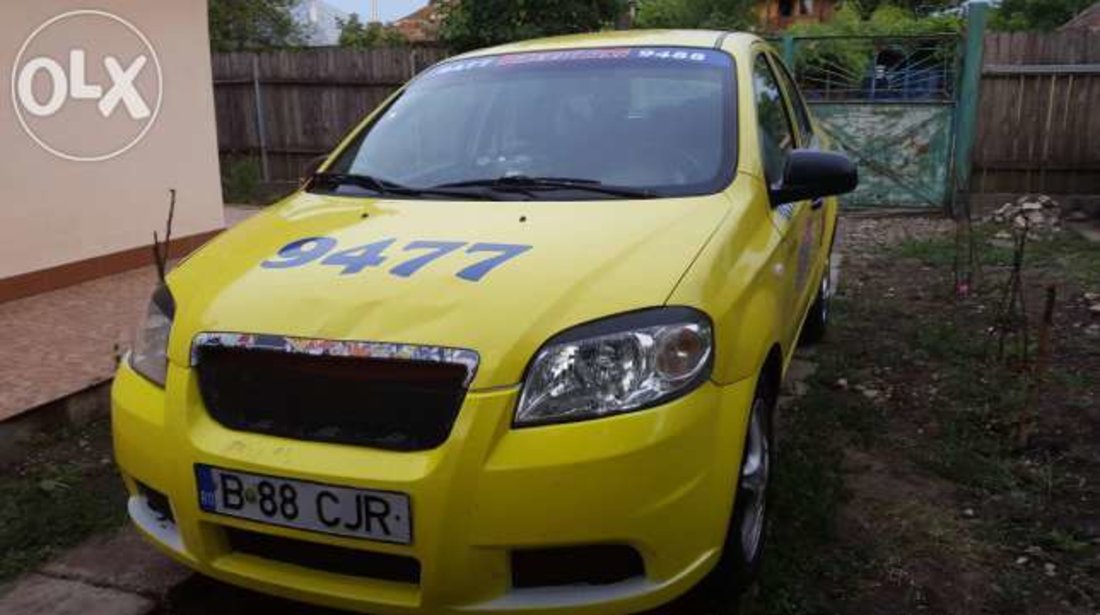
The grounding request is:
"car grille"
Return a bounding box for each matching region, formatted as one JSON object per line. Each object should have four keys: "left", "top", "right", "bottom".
{"left": 511, "top": 545, "right": 645, "bottom": 588}
{"left": 225, "top": 527, "right": 421, "bottom": 584}
{"left": 195, "top": 345, "right": 469, "bottom": 451}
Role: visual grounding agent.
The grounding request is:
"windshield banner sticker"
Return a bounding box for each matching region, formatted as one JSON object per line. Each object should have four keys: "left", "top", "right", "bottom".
{"left": 429, "top": 47, "right": 729, "bottom": 78}
{"left": 260, "top": 237, "right": 532, "bottom": 282}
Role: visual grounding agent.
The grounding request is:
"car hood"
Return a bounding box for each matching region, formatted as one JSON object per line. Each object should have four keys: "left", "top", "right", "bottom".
{"left": 168, "top": 192, "right": 732, "bottom": 389}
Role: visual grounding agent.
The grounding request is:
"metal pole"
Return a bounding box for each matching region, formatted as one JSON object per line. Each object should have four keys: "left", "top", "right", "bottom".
{"left": 783, "top": 34, "right": 795, "bottom": 69}
{"left": 952, "top": 1, "right": 988, "bottom": 199}
{"left": 252, "top": 53, "right": 270, "bottom": 183}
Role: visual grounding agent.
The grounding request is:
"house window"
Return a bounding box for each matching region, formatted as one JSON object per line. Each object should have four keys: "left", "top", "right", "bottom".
{"left": 779, "top": 0, "right": 794, "bottom": 17}
{"left": 800, "top": 0, "right": 813, "bottom": 15}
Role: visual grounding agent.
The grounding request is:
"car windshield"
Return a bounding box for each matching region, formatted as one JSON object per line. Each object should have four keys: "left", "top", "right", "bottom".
{"left": 320, "top": 47, "right": 736, "bottom": 200}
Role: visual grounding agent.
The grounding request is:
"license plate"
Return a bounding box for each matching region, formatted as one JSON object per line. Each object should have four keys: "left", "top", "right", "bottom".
{"left": 195, "top": 465, "right": 412, "bottom": 544}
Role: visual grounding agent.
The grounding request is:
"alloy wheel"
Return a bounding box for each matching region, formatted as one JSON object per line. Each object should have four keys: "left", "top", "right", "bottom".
{"left": 739, "top": 398, "right": 770, "bottom": 562}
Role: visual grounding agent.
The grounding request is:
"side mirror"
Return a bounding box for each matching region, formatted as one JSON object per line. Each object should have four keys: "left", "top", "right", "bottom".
{"left": 770, "top": 149, "right": 858, "bottom": 205}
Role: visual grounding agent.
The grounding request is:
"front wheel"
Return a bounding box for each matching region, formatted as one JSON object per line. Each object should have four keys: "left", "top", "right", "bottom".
{"left": 701, "top": 381, "right": 774, "bottom": 598}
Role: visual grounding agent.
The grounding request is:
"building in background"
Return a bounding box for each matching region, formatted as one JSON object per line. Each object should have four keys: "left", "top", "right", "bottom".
{"left": 1060, "top": 2, "right": 1100, "bottom": 32}
{"left": 757, "top": 0, "right": 841, "bottom": 32}
{"left": 293, "top": 0, "right": 350, "bottom": 46}
{"left": 394, "top": 0, "right": 446, "bottom": 43}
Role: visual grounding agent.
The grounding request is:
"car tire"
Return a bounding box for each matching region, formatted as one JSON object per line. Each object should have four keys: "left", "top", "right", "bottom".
{"left": 800, "top": 249, "right": 833, "bottom": 345}
{"left": 699, "top": 374, "right": 775, "bottom": 599}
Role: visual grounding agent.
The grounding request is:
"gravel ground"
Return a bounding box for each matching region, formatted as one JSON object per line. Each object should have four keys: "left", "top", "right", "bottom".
{"left": 838, "top": 214, "right": 955, "bottom": 262}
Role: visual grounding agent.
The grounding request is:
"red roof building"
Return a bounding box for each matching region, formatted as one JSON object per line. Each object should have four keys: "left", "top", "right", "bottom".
{"left": 394, "top": 1, "right": 446, "bottom": 43}
{"left": 1060, "top": 2, "right": 1100, "bottom": 32}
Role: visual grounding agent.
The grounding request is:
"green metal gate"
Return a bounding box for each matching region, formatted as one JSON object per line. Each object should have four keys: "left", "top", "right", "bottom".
{"left": 781, "top": 33, "right": 964, "bottom": 209}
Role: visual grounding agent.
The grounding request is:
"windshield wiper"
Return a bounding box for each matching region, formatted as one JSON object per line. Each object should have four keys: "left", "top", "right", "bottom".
{"left": 434, "top": 175, "right": 660, "bottom": 199}
{"left": 311, "top": 172, "right": 407, "bottom": 195}
{"left": 310, "top": 172, "right": 500, "bottom": 200}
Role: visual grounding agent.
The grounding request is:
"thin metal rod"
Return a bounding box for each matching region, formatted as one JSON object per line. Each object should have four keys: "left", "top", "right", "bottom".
{"left": 252, "top": 53, "right": 270, "bottom": 183}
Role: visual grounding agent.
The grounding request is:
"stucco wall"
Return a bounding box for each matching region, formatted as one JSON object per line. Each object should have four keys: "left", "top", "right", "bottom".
{"left": 0, "top": 1, "right": 224, "bottom": 279}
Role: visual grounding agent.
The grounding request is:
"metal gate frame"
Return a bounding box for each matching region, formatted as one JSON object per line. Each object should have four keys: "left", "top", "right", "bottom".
{"left": 773, "top": 4, "right": 988, "bottom": 210}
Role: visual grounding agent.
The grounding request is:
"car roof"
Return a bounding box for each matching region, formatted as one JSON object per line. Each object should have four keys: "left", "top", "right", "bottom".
{"left": 453, "top": 30, "right": 760, "bottom": 60}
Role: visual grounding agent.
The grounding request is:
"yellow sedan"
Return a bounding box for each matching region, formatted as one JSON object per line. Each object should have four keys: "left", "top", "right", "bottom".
{"left": 114, "top": 29, "right": 855, "bottom": 614}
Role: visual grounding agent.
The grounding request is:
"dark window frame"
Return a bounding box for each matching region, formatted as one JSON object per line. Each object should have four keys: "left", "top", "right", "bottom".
{"left": 767, "top": 53, "right": 816, "bottom": 148}
{"left": 751, "top": 49, "right": 799, "bottom": 188}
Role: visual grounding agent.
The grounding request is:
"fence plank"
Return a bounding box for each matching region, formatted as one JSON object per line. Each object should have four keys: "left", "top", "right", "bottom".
{"left": 212, "top": 47, "right": 450, "bottom": 184}
{"left": 974, "top": 32, "right": 1100, "bottom": 196}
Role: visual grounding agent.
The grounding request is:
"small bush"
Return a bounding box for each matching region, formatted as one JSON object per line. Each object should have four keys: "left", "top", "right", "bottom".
{"left": 221, "top": 156, "right": 263, "bottom": 204}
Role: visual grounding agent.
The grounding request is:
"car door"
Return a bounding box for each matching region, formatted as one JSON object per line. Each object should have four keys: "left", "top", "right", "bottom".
{"left": 768, "top": 52, "right": 830, "bottom": 326}
{"left": 750, "top": 49, "right": 811, "bottom": 352}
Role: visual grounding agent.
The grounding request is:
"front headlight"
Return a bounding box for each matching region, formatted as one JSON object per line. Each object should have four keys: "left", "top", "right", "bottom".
{"left": 129, "top": 284, "right": 175, "bottom": 387}
{"left": 515, "top": 307, "right": 713, "bottom": 427}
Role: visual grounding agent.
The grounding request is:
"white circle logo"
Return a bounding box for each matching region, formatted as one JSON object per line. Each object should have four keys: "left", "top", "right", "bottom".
{"left": 11, "top": 10, "right": 163, "bottom": 162}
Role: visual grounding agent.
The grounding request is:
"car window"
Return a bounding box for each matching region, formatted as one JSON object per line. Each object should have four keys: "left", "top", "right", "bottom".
{"left": 770, "top": 56, "right": 815, "bottom": 147}
{"left": 359, "top": 85, "right": 487, "bottom": 182}
{"left": 324, "top": 48, "right": 736, "bottom": 199}
{"left": 752, "top": 53, "right": 796, "bottom": 186}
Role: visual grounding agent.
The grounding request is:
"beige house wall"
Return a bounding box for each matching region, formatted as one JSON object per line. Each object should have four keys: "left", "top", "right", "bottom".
{"left": 0, "top": 1, "right": 224, "bottom": 281}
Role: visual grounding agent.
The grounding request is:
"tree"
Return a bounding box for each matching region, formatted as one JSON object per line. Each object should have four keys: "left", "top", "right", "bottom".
{"left": 991, "top": 0, "right": 1095, "bottom": 31}
{"left": 635, "top": 0, "right": 757, "bottom": 30}
{"left": 785, "top": 2, "right": 962, "bottom": 36}
{"left": 845, "top": 0, "right": 957, "bottom": 19}
{"left": 338, "top": 13, "right": 407, "bottom": 48}
{"left": 782, "top": 4, "right": 962, "bottom": 95}
{"left": 439, "top": 0, "right": 624, "bottom": 52}
{"left": 208, "top": 0, "right": 304, "bottom": 52}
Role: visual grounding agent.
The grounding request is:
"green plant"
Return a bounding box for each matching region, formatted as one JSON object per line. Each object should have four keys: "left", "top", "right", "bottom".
{"left": 991, "top": 0, "right": 1095, "bottom": 32}
{"left": 208, "top": 0, "right": 304, "bottom": 52}
{"left": 0, "top": 419, "right": 127, "bottom": 582}
{"left": 338, "top": 13, "right": 407, "bottom": 48}
{"left": 221, "top": 157, "right": 263, "bottom": 204}
{"left": 634, "top": 0, "right": 757, "bottom": 30}
{"left": 439, "top": 0, "right": 623, "bottom": 52}
{"left": 783, "top": 4, "right": 962, "bottom": 95}
{"left": 853, "top": 0, "right": 960, "bottom": 18}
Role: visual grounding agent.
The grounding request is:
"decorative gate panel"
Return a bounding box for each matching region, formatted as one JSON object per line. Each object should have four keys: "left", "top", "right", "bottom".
{"left": 785, "top": 35, "right": 961, "bottom": 208}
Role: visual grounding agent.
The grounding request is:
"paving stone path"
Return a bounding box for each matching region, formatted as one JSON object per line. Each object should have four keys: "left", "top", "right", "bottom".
{"left": 0, "top": 527, "right": 189, "bottom": 615}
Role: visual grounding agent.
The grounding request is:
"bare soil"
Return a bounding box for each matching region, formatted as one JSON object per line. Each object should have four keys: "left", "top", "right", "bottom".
{"left": 742, "top": 216, "right": 1100, "bottom": 615}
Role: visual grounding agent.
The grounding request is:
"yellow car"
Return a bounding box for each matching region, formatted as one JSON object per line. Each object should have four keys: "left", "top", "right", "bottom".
{"left": 114, "top": 30, "right": 855, "bottom": 614}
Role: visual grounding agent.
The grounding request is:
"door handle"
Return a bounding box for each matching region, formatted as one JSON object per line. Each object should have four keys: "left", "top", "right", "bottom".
{"left": 811, "top": 197, "right": 825, "bottom": 211}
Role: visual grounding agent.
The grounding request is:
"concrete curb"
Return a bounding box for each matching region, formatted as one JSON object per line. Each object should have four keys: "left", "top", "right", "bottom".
{"left": 0, "top": 526, "right": 191, "bottom": 615}
{"left": 0, "top": 380, "right": 111, "bottom": 467}
{"left": 0, "top": 574, "right": 153, "bottom": 615}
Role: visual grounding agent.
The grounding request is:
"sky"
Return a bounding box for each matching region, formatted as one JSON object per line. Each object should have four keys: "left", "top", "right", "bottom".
{"left": 325, "top": 0, "right": 428, "bottom": 23}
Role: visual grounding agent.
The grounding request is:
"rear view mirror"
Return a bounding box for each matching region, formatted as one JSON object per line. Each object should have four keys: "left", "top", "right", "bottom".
{"left": 770, "top": 149, "right": 858, "bottom": 205}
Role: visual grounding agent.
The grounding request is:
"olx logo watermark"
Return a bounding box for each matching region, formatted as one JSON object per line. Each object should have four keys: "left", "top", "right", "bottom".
{"left": 17, "top": 51, "right": 151, "bottom": 120}
{"left": 10, "top": 10, "right": 162, "bottom": 162}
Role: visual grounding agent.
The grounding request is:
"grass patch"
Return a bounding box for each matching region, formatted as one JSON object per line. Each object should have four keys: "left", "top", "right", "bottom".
{"left": 745, "top": 300, "right": 882, "bottom": 615}
{"left": 0, "top": 418, "right": 127, "bottom": 582}
{"left": 895, "top": 224, "right": 1100, "bottom": 289}
{"left": 746, "top": 392, "right": 862, "bottom": 615}
{"left": 740, "top": 221, "right": 1100, "bottom": 613}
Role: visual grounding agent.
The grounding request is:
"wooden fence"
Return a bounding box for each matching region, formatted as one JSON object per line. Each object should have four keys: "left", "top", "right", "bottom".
{"left": 212, "top": 47, "right": 449, "bottom": 185}
{"left": 211, "top": 37, "right": 1100, "bottom": 200}
{"left": 973, "top": 31, "right": 1100, "bottom": 197}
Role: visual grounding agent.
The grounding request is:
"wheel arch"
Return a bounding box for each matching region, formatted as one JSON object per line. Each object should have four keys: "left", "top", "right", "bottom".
{"left": 758, "top": 343, "right": 783, "bottom": 406}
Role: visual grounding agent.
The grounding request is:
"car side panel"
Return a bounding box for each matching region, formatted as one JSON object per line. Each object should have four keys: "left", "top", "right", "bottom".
{"left": 667, "top": 172, "right": 785, "bottom": 387}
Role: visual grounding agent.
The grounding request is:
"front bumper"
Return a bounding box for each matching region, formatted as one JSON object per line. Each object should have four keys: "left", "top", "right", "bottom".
{"left": 112, "top": 360, "right": 755, "bottom": 614}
